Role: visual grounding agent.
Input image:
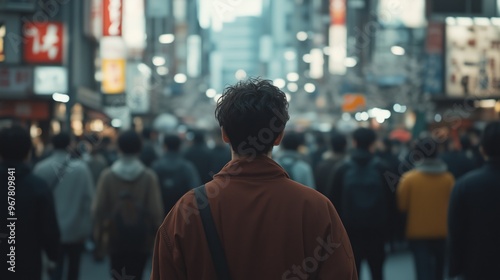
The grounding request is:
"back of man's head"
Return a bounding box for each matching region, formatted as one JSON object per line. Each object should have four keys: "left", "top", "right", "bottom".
{"left": 52, "top": 132, "right": 71, "bottom": 150}
{"left": 281, "top": 132, "right": 304, "bottom": 151}
{"left": 191, "top": 130, "right": 206, "bottom": 145}
{"left": 414, "top": 137, "right": 439, "bottom": 160}
{"left": 352, "top": 128, "right": 376, "bottom": 151}
{"left": 118, "top": 130, "right": 142, "bottom": 155}
{"left": 215, "top": 78, "right": 290, "bottom": 156}
{"left": 142, "top": 127, "right": 153, "bottom": 139}
{"left": 330, "top": 132, "right": 347, "bottom": 154}
{"left": 0, "top": 125, "right": 32, "bottom": 162}
{"left": 164, "top": 134, "right": 182, "bottom": 152}
{"left": 481, "top": 121, "right": 500, "bottom": 158}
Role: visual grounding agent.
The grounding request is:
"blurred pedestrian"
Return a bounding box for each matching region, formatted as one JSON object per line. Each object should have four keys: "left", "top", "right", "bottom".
{"left": 99, "top": 136, "right": 118, "bottom": 166}
{"left": 276, "top": 131, "right": 316, "bottom": 188}
{"left": 314, "top": 131, "right": 347, "bottom": 195}
{"left": 152, "top": 134, "right": 201, "bottom": 214}
{"left": 208, "top": 129, "right": 232, "bottom": 175}
{"left": 397, "top": 137, "right": 454, "bottom": 280}
{"left": 440, "top": 138, "right": 476, "bottom": 180}
{"left": 0, "top": 125, "right": 60, "bottom": 280}
{"left": 93, "top": 130, "right": 164, "bottom": 280}
{"left": 150, "top": 78, "right": 357, "bottom": 280}
{"left": 448, "top": 121, "right": 500, "bottom": 280}
{"left": 83, "top": 133, "right": 108, "bottom": 188}
{"left": 139, "top": 127, "right": 160, "bottom": 168}
{"left": 33, "top": 132, "right": 94, "bottom": 280}
{"left": 183, "top": 129, "right": 213, "bottom": 183}
{"left": 327, "top": 127, "right": 394, "bottom": 280}
{"left": 309, "top": 130, "right": 329, "bottom": 170}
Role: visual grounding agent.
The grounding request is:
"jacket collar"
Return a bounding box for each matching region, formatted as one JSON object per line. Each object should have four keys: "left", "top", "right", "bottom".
{"left": 414, "top": 158, "right": 448, "bottom": 174}
{"left": 214, "top": 154, "right": 289, "bottom": 181}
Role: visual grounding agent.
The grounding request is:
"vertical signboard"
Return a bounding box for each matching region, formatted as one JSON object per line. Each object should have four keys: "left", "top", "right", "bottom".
{"left": 102, "top": 0, "right": 122, "bottom": 36}
{"left": 100, "top": 36, "right": 126, "bottom": 105}
{"left": 424, "top": 21, "right": 444, "bottom": 95}
{"left": 329, "top": 0, "right": 347, "bottom": 75}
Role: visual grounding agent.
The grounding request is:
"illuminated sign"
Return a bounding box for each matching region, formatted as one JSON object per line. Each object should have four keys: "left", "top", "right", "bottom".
{"left": 103, "top": 0, "right": 122, "bottom": 36}
{"left": 23, "top": 22, "right": 64, "bottom": 64}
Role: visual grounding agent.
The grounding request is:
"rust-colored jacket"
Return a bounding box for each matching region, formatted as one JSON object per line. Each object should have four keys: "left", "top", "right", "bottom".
{"left": 150, "top": 155, "right": 357, "bottom": 280}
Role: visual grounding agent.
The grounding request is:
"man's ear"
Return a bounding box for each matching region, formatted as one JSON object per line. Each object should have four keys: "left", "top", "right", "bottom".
{"left": 274, "top": 131, "right": 285, "bottom": 146}
{"left": 221, "top": 127, "right": 230, "bottom": 144}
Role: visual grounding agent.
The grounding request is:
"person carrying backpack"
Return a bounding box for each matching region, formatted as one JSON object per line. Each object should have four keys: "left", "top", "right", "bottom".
{"left": 152, "top": 134, "right": 201, "bottom": 214}
{"left": 93, "top": 130, "right": 164, "bottom": 279}
{"left": 276, "top": 132, "right": 316, "bottom": 189}
{"left": 326, "top": 128, "right": 395, "bottom": 280}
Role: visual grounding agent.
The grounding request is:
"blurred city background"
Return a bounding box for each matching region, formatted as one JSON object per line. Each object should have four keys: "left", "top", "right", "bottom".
{"left": 1, "top": 0, "right": 499, "bottom": 143}
{"left": 1, "top": 0, "right": 500, "bottom": 279}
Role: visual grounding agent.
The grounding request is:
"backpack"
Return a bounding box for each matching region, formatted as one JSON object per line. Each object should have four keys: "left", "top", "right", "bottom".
{"left": 109, "top": 190, "right": 149, "bottom": 253}
{"left": 341, "top": 158, "right": 388, "bottom": 228}
{"left": 279, "top": 155, "right": 300, "bottom": 180}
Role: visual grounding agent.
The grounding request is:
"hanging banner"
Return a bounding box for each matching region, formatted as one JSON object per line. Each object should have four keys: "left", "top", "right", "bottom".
{"left": 329, "top": 0, "right": 347, "bottom": 75}
{"left": 102, "top": 0, "right": 122, "bottom": 36}
{"left": 100, "top": 36, "right": 126, "bottom": 95}
{"left": 101, "top": 58, "right": 126, "bottom": 93}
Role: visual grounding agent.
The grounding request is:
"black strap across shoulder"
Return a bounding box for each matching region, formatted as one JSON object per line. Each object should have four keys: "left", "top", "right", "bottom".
{"left": 194, "top": 185, "right": 232, "bottom": 280}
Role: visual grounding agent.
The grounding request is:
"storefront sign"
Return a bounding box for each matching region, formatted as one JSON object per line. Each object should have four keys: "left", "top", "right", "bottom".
{"left": 0, "top": 67, "right": 33, "bottom": 96}
{"left": 24, "top": 22, "right": 64, "bottom": 64}
{"left": 0, "top": 101, "right": 49, "bottom": 120}
{"left": 103, "top": 0, "right": 122, "bottom": 36}
{"left": 34, "top": 66, "right": 67, "bottom": 95}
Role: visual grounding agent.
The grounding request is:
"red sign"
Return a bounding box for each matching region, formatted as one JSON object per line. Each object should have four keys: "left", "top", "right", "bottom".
{"left": 24, "top": 22, "right": 64, "bottom": 64}
{"left": 103, "top": 0, "right": 122, "bottom": 36}
{"left": 330, "top": 0, "right": 346, "bottom": 26}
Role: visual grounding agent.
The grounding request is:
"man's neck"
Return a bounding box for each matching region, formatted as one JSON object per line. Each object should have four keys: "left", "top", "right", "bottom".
{"left": 230, "top": 150, "right": 273, "bottom": 161}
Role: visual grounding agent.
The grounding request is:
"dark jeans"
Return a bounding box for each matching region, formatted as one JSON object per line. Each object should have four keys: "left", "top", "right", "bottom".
{"left": 348, "top": 228, "right": 386, "bottom": 280}
{"left": 409, "top": 239, "right": 445, "bottom": 280}
{"left": 50, "top": 242, "right": 84, "bottom": 280}
{"left": 110, "top": 252, "right": 148, "bottom": 280}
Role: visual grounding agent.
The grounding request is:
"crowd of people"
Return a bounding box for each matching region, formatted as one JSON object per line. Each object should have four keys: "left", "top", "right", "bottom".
{"left": 1, "top": 78, "right": 499, "bottom": 280}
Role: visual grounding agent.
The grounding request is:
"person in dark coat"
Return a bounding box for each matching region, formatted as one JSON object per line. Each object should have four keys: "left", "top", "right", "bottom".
{"left": 440, "top": 139, "right": 476, "bottom": 180}
{"left": 183, "top": 130, "right": 213, "bottom": 183}
{"left": 139, "top": 127, "right": 160, "bottom": 167}
{"left": 448, "top": 121, "right": 500, "bottom": 280}
{"left": 151, "top": 134, "right": 201, "bottom": 214}
{"left": 208, "top": 130, "right": 232, "bottom": 175}
{"left": 314, "top": 131, "right": 347, "bottom": 196}
{"left": 0, "top": 125, "right": 60, "bottom": 280}
{"left": 326, "top": 128, "right": 394, "bottom": 280}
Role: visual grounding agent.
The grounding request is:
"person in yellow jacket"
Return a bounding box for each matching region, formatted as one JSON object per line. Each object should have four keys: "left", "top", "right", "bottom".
{"left": 397, "top": 137, "right": 454, "bottom": 280}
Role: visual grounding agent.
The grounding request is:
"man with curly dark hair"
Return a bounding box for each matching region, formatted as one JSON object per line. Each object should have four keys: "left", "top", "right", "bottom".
{"left": 150, "top": 78, "right": 357, "bottom": 280}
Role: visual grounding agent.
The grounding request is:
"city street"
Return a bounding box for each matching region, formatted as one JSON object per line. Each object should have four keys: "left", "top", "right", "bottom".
{"left": 77, "top": 250, "right": 415, "bottom": 280}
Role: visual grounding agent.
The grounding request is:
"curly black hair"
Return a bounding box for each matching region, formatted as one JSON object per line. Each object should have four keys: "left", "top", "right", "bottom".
{"left": 215, "top": 78, "right": 290, "bottom": 156}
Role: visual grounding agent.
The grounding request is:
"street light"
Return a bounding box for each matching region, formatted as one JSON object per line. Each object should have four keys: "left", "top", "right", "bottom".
{"left": 52, "top": 92, "right": 70, "bottom": 103}
{"left": 159, "top": 34, "right": 175, "bottom": 44}
{"left": 296, "top": 31, "right": 308, "bottom": 41}
{"left": 174, "top": 73, "right": 187, "bottom": 83}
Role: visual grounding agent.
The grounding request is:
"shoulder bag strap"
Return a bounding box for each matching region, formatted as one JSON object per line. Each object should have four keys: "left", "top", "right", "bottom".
{"left": 194, "top": 185, "right": 231, "bottom": 280}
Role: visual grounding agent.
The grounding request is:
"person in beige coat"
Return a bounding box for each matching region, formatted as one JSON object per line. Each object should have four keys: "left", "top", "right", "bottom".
{"left": 93, "top": 130, "right": 163, "bottom": 279}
